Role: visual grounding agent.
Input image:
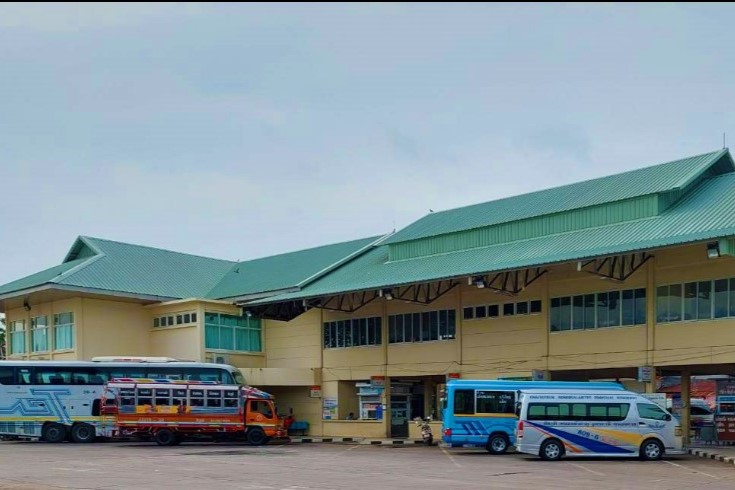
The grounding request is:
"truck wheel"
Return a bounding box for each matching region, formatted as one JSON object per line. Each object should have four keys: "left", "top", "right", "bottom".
{"left": 486, "top": 434, "right": 509, "bottom": 454}
{"left": 42, "top": 423, "right": 67, "bottom": 443}
{"left": 246, "top": 427, "right": 267, "bottom": 446}
{"left": 71, "top": 423, "right": 96, "bottom": 443}
{"left": 154, "top": 429, "right": 177, "bottom": 446}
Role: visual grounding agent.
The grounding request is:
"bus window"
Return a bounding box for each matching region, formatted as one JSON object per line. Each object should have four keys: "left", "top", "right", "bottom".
{"left": 0, "top": 367, "right": 13, "bottom": 384}
{"left": 35, "top": 368, "right": 72, "bottom": 385}
{"left": 137, "top": 388, "right": 153, "bottom": 406}
{"left": 16, "top": 368, "right": 33, "bottom": 384}
{"left": 453, "top": 389, "right": 475, "bottom": 415}
{"left": 190, "top": 389, "right": 205, "bottom": 407}
{"left": 184, "top": 368, "right": 222, "bottom": 383}
{"left": 155, "top": 389, "right": 171, "bottom": 406}
{"left": 476, "top": 391, "right": 515, "bottom": 414}
{"left": 173, "top": 389, "right": 187, "bottom": 407}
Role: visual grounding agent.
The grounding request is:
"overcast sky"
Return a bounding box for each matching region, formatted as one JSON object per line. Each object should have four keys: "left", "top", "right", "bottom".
{"left": 1, "top": 3, "right": 734, "bottom": 285}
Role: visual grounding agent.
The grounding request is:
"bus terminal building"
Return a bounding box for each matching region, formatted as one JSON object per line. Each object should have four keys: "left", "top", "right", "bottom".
{"left": 3, "top": 149, "right": 735, "bottom": 440}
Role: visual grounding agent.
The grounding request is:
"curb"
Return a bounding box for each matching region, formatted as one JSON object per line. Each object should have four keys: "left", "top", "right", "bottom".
{"left": 688, "top": 448, "right": 735, "bottom": 465}
{"left": 288, "top": 437, "right": 426, "bottom": 445}
{"left": 289, "top": 437, "right": 360, "bottom": 444}
{"left": 365, "top": 439, "right": 426, "bottom": 446}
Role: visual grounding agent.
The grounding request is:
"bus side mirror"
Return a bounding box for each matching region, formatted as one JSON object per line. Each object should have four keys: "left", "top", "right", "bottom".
{"left": 664, "top": 414, "right": 672, "bottom": 421}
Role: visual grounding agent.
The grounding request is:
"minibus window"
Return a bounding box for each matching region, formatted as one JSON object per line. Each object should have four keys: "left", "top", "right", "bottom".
{"left": 637, "top": 403, "right": 668, "bottom": 421}
{"left": 453, "top": 390, "right": 475, "bottom": 415}
{"left": 0, "top": 368, "right": 13, "bottom": 385}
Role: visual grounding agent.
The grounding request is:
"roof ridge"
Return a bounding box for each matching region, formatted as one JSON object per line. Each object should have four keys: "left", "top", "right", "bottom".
{"left": 426, "top": 149, "right": 727, "bottom": 218}
{"left": 81, "top": 236, "right": 237, "bottom": 265}
{"left": 234, "top": 234, "right": 385, "bottom": 264}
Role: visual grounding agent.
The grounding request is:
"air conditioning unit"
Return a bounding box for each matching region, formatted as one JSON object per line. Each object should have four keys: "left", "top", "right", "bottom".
{"left": 213, "top": 354, "right": 229, "bottom": 365}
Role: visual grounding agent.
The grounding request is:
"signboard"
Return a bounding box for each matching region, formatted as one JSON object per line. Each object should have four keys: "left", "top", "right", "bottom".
{"left": 641, "top": 393, "right": 668, "bottom": 409}
{"left": 322, "top": 397, "right": 338, "bottom": 420}
{"left": 714, "top": 380, "right": 735, "bottom": 441}
{"left": 715, "top": 416, "right": 735, "bottom": 442}
{"left": 637, "top": 366, "right": 654, "bottom": 383}
{"left": 309, "top": 386, "right": 322, "bottom": 398}
{"left": 446, "top": 373, "right": 461, "bottom": 380}
{"left": 370, "top": 376, "right": 385, "bottom": 388}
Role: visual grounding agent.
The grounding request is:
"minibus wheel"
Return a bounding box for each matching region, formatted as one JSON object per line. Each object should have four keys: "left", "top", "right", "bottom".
{"left": 154, "top": 429, "right": 177, "bottom": 446}
{"left": 639, "top": 438, "right": 664, "bottom": 461}
{"left": 540, "top": 439, "right": 564, "bottom": 461}
{"left": 486, "top": 433, "right": 509, "bottom": 454}
{"left": 41, "top": 423, "right": 67, "bottom": 443}
{"left": 71, "top": 423, "right": 96, "bottom": 443}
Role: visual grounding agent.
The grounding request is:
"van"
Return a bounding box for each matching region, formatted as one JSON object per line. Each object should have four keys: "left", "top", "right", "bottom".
{"left": 516, "top": 389, "right": 683, "bottom": 461}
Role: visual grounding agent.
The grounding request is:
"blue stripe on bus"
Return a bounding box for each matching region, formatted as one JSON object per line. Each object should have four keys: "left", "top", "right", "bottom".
{"left": 530, "top": 422, "right": 634, "bottom": 454}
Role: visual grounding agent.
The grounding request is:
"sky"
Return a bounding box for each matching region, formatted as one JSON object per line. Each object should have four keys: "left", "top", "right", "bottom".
{"left": 1, "top": 3, "right": 734, "bottom": 286}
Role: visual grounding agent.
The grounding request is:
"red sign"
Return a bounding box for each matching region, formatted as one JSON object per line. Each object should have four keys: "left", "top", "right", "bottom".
{"left": 715, "top": 416, "right": 735, "bottom": 441}
{"left": 447, "top": 373, "right": 461, "bottom": 379}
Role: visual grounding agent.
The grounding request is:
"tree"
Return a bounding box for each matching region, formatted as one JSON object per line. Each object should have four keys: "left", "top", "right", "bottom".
{"left": 0, "top": 314, "right": 5, "bottom": 359}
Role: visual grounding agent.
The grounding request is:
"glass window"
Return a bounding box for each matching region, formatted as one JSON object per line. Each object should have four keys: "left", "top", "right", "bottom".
{"left": 656, "top": 285, "right": 669, "bottom": 323}
{"left": 637, "top": 403, "right": 669, "bottom": 421}
{"left": 31, "top": 316, "right": 49, "bottom": 352}
{"left": 634, "top": 288, "right": 647, "bottom": 325}
{"left": 488, "top": 305, "right": 499, "bottom": 318}
{"left": 698, "top": 281, "right": 712, "bottom": 320}
{"left": 475, "top": 306, "right": 487, "bottom": 319}
{"left": 622, "top": 289, "right": 635, "bottom": 326}
{"left": 596, "top": 293, "right": 609, "bottom": 328}
{"left": 10, "top": 320, "right": 26, "bottom": 354}
{"left": 205, "top": 312, "right": 261, "bottom": 352}
{"left": 558, "top": 297, "right": 571, "bottom": 331}
{"left": 607, "top": 291, "right": 620, "bottom": 327}
{"left": 572, "top": 295, "right": 584, "bottom": 330}
{"left": 153, "top": 317, "right": 160, "bottom": 328}
{"left": 463, "top": 307, "right": 474, "bottom": 320}
{"left": 176, "top": 315, "right": 183, "bottom": 325}
{"left": 715, "top": 279, "right": 729, "bottom": 319}
{"left": 453, "top": 389, "right": 474, "bottom": 415}
{"left": 530, "top": 300, "right": 542, "bottom": 314}
{"left": 516, "top": 301, "right": 529, "bottom": 315}
{"left": 0, "top": 367, "right": 14, "bottom": 384}
{"left": 503, "top": 303, "right": 515, "bottom": 316}
{"left": 421, "top": 313, "right": 432, "bottom": 341}
{"left": 684, "top": 282, "right": 697, "bottom": 321}
{"left": 54, "top": 312, "right": 75, "bottom": 350}
{"left": 411, "top": 313, "right": 422, "bottom": 342}
{"left": 476, "top": 391, "right": 515, "bottom": 414}
{"left": 550, "top": 298, "right": 561, "bottom": 332}
{"left": 583, "top": 294, "right": 596, "bottom": 329}
{"left": 669, "top": 284, "right": 682, "bottom": 322}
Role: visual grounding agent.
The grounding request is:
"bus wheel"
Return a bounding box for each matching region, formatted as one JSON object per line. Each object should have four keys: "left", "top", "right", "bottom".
{"left": 71, "top": 423, "right": 96, "bottom": 443}
{"left": 540, "top": 439, "right": 564, "bottom": 461}
{"left": 246, "top": 427, "right": 267, "bottom": 446}
{"left": 154, "top": 429, "right": 177, "bottom": 446}
{"left": 639, "top": 438, "right": 664, "bottom": 461}
{"left": 486, "top": 434, "right": 509, "bottom": 454}
{"left": 42, "top": 423, "right": 67, "bottom": 443}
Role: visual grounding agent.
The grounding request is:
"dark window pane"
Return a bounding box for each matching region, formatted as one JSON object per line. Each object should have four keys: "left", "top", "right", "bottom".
{"left": 388, "top": 316, "right": 397, "bottom": 343}
{"left": 447, "top": 310, "right": 456, "bottom": 339}
{"left": 453, "top": 389, "right": 474, "bottom": 415}
{"left": 429, "top": 311, "right": 439, "bottom": 341}
{"left": 488, "top": 305, "right": 499, "bottom": 318}
{"left": 463, "top": 307, "right": 474, "bottom": 320}
{"left": 634, "top": 288, "right": 647, "bottom": 325}
{"left": 670, "top": 284, "right": 682, "bottom": 322}
{"left": 715, "top": 279, "right": 729, "bottom": 318}
{"left": 622, "top": 289, "right": 635, "bottom": 326}
{"left": 550, "top": 298, "right": 561, "bottom": 332}
{"left": 572, "top": 296, "right": 584, "bottom": 330}
{"left": 396, "top": 315, "right": 405, "bottom": 343}
{"left": 684, "top": 282, "right": 697, "bottom": 321}
{"left": 656, "top": 286, "right": 669, "bottom": 323}
{"left": 530, "top": 300, "right": 542, "bottom": 314}
{"left": 476, "top": 391, "right": 515, "bottom": 414}
{"left": 503, "top": 303, "right": 514, "bottom": 316}
{"left": 583, "top": 294, "right": 596, "bottom": 329}
{"left": 475, "top": 306, "right": 487, "bottom": 318}
{"left": 596, "top": 293, "right": 609, "bottom": 328}
{"left": 607, "top": 291, "right": 620, "bottom": 327}
{"left": 559, "top": 297, "right": 571, "bottom": 331}
{"left": 414, "top": 313, "right": 424, "bottom": 342}
{"left": 517, "top": 301, "right": 529, "bottom": 315}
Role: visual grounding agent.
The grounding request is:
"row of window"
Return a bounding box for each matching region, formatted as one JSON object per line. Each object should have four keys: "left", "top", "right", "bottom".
{"left": 526, "top": 402, "right": 668, "bottom": 422}
{"left": 0, "top": 366, "right": 238, "bottom": 386}
{"left": 453, "top": 389, "right": 516, "bottom": 415}
{"left": 550, "top": 289, "right": 646, "bottom": 332}
{"left": 9, "top": 313, "right": 75, "bottom": 354}
{"left": 657, "top": 278, "right": 735, "bottom": 323}
{"left": 388, "top": 309, "right": 456, "bottom": 343}
{"left": 204, "top": 312, "right": 262, "bottom": 352}
{"left": 153, "top": 312, "right": 198, "bottom": 328}
{"left": 118, "top": 387, "right": 240, "bottom": 408}
{"left": 463, "top": 300, "right": 542, "bottom": 320}
{"left": 323, "top": 317, "right": 382, "bottom": 349}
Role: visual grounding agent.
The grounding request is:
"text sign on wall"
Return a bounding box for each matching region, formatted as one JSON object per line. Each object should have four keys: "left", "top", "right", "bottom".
{"left": 309, "top": 386, "right": 322, "bottom": 398}
{"left": 637, "top": 366, "right": 654, "bottom": 383}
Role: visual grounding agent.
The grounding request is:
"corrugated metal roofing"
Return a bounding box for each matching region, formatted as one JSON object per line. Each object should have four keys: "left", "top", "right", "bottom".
{"left": 382, "top": 149, "right": 733, "bottom": 245}
{"left": 207, "top": 235, "right": 384, "bottom": 299}
{"left": 0, "top": 258, "right": 89, "bottom": 296}
{"left": 250, "top": 170, "right": 735, "bottom": 305}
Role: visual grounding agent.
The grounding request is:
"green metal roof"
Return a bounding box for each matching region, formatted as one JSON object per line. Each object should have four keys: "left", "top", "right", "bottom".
{"left": 0, "top": 258, "right": 90, "bottom": 296}
{"left": 207, "top": 235, "right": 384, "bottom": 299}
{"left": 251, "top": 168, "right": 735, "bottom": 305}
{"left": 383, "top": 149, "right": 733, "bottom": 245}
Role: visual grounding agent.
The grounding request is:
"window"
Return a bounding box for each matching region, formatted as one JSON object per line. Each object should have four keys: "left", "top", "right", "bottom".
{"left": 54, "top": 312, "right": 74, "bottom": 350}
{"left": 475, "top": 306, "right": 487, "bottom": 319}
{"left": 516, "top": 301, "right": 529, "bottom": 315}
{"left": 0, "top": 367, "right": 14, "bottom": 384}
{"left": 31, "top": 316, "right": 49, "bottom": 352}
{"left": 154, "top": 311, "right": 197, "bottom": 328}
{"left": 476, "top": 391, "right": 515, "bottom": 414}
{"left": 657, "top": 278, "right": 735, "bottom": 324}
{"left": 323, "top": 317, "right": 382, "bottom": 349}
{"left": 637, "top": 403, "right": 669, "bottom": 421}
{"left": 466, "top": 301, "right": 540, "bottom": 321}
{"left": 9, "top": 320, "right": 25, "bottom": 354}
{"left": 250, "top": 400, "right": 273, "bottom": 418}
{"left": 503, "top": 303, "right": 515, "bottom": 316}
{"left": 388, "top": 310, "right": 455, "bottom": 343}
{"left": 527, "top": 403, "right": 629, "bottom": 421}
{"left": 550, "top": 288, "right": 646, "bottom": 332}
{"left": 204, "top": 312, "right": 261, "bottom": 352}
{"left": 463, "top": 307, "right": 474, "bottom": 320}
{"left": 453, "top": 389, "right": 474, "bottom": 415}
{"left": 488, "top": 305, "right": 500, "bottom": 317}
{"left": 530, "top": 300, "right": 542, "bottom": 314}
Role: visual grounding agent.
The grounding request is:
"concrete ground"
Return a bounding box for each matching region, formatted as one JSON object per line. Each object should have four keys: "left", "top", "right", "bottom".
{"left": 0, "top": 441, "right": 733, "bottom": 490}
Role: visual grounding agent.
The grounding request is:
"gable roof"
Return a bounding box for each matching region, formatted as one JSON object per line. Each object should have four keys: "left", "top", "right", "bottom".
{"left": 207, "top": 235, "right": 385, "bottom": 300}
{"left": 250, "top": 153, "right": 735, "bottom": 306}
{"left": 383, "top": 149, "right": 733, "bottom": 245}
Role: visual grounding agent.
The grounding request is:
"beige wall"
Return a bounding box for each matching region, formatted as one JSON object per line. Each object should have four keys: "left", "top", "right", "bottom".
{"left": 6, "top": 298, "right": 82, "bottom": 359}
{"left": 80, "top": 298, "right": 150, "bottom": 359}
{"left": 264, "top": 309, "right": 322, "bottom": 369}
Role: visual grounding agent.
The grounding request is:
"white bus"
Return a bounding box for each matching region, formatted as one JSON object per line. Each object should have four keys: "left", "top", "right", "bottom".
{"left": 0, "top": 359, "right": 245, "bottom": 443}
{"left": 516, "top": 389, "right": 683, "bottom": 461}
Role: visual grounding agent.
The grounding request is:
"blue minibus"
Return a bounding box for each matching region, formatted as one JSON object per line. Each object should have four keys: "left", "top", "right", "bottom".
{"left": 441, "top": 379, "right": 625, "bottom": 453}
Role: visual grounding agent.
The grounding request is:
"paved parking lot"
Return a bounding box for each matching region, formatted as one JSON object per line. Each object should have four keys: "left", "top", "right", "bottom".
{"left": 0, "top": 441, "right": 733, "bottom": 490}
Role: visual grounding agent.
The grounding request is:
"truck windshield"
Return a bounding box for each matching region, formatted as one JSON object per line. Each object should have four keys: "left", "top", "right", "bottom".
{"left": 232, "top": 369, "right": 246, "bottom": 386}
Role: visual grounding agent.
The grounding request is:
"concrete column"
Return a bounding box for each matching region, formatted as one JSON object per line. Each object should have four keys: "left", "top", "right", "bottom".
{"left": 645, "top": 258, "right": 657, "bottom": 394}
{"left": 681, "top": 369, "right": 691, "bottom": 445}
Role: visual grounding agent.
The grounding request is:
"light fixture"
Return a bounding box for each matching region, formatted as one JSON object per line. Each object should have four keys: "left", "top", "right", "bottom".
{"left": 707, "top": 242, "right": 721, "bottom": 259}
{"left": 244, "top": 310, "right": 253, "bottom": 318}
{"left": 23, "top": 300, "right": 31, "bottom": 312}
{"left": 471, "top": 276, "right": 486, "bottom": 289}
{"left": 380, "top": 288, "right": 394, "bottom": 301}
